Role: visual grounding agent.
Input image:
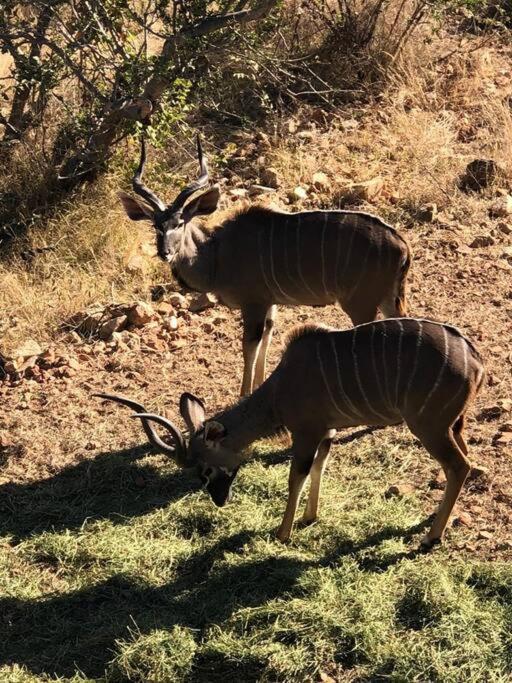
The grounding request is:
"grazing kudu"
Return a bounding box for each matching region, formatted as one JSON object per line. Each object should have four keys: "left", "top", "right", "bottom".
{"left": 95, "top": 317, "right": 484, "bottom": 548}
{"left": 119, "top": 137, "right": 412, "bottom": 395}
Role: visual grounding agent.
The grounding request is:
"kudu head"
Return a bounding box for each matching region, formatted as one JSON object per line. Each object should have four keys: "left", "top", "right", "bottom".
{"left": 119, "top": 135, "right": 221, "bottom": 262}
{"left": 94, "top": 392, "right": 239, "bottom": 507}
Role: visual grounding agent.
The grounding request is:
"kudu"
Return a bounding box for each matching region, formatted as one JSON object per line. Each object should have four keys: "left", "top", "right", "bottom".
{"left": 95, "top": 317, "right": 484, "bottom": 548}
{"left": 119, "top": 137, "right": 412, "bottom": 396}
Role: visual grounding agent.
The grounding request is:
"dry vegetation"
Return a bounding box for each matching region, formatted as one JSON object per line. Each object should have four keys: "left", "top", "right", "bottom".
{"left": 1, "top": 3, "right": 512, "bottom": 681}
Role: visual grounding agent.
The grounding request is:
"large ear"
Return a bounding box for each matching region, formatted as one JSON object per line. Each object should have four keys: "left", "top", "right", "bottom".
{"left": 203, "top": 420, "right": 226, "bottom": 445}
{"left": 118, "top": 191, "right": 154, "bottom": 222}
{"left": 182, "top": 185, "right": 220, "bottom": 223}
{"left": 179, "top": 392, "right": 206, "bottom": 434}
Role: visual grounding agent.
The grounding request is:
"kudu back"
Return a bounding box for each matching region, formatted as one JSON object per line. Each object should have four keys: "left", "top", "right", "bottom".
{"left": 96, "top": 317, "right": 484, "bottom": 549}
{"left": 120, "top": 136, "right": 411, "bottom": 395}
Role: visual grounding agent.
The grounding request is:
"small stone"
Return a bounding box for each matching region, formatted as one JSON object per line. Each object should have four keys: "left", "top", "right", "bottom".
{"left": 260, "top": 167, "right": 280, "bottom": 188}
{"left": 489, "top": 195, "right": 512, "bottom": 218}
{"left": 500, "top": 422, "right": 512, "bottom": 432}
{"left": 468, "top": 464, "right": 488, "bottom": 481}
{"left": 248, "top": 185, "right": 276, "bottom": 196}
{"left": 168, "top": 293, "right": 187, "bottom": 309}
{"left": 453, "top": 512, "right": 472, "bottom": 527}
{"left": 497, "top": 222, "right": 512, "bottom": 235}
{"left": 297, "top": 130, "right": 314, "bottom": 141}
{"left": 127, "top": 301, "right": 154, "bottom": 327}
{"left": 348, "top": 177, "right": 385, "bottom": 202}
{"left": 63, "top": 331, "right": 82, "bottom": 344}
{"left": 416, "top": 203, "right": 438, "bottom": 222}
{"left": 289, "top": 186, "right": 308, "bottom": 202}
{"left": 11, "top": 339, "right": 43, "bottom": 359}
{"left": 385, "top": 483, "right": 415, "bottom": 498}
{"left": 189, "top": 293, "right": 216, "bottom": 313}
{"left": 312, "top": 172, "right": 330, "bottom": 191}
{"left": 459, "top": 159, "right": 501, "bottom": 192}
{"left": 494, "top": 431, "right": 512, "bottom": 447}
{"left": 126, "top": 254, "right": 146, "bottom": 273}
{"left": 229, "top": 188, "right": 248, "bottom": 199}
{"left": 166, "top": 316, "right": 179, "bottom": 331}
{"left": 98, "top": 315, "right": 127, "bottom": 341}
{"left": 470, "top": 235, "right": 495, "bottom": 248}
{"left": 498, "top": 398, "right": 512, "bottom": 412}
{"left": 478, "top": 530, "right": 493, "bottom": 541}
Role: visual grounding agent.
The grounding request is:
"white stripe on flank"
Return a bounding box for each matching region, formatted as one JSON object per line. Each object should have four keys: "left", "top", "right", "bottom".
{"left": 329, "top": 335, "right": 364, "bottom": 419}
{"left": 258, "top": 227, "right": 274, "bottom": 295}
{"left": 343, "top": 239, "right": 372, "bottom": 304}
{"left": 439, "top": 334, "right": 469, "bottom": 415}
{"left": 418, "top": 326, "right": 449, "bottom": 416}
{"left": 370, "top": 324, "right": 386, "bottom": 406}
{"left": 269, "top": 216, "right": 295, "bottom": 302}
{"left": 295, "top": 214, "right": 317, "bottom": 298}
{"left": 321, "top": 213, "right": 329, "bottom": 297}
{"left": 352, "top": 327, "right": 390, "bottom": 422}
{"left": 381, "top": 320, "right": 391, "bottom": 407}
{"left": 333, "top": 216, "right": 344, "bottom": 298}
{"left": 404, "top": 319, "right": 423, "bottom": 411}
{"left": 394, "top": 319, "right": 404, "bottom": 408}
{"left": 316, "top": 341, "right": 354, "bottom": 421}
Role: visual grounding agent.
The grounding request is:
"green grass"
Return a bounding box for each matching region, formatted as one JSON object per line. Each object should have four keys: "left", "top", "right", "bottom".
{"left": 1, "top": 434, "right": 511, "bottom": 682}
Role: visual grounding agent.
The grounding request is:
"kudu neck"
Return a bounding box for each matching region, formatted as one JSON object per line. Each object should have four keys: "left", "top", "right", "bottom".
{"left": 215, "top": 377, "right": 280, "bottom": 458}
{"left": 170, "top": 222, "right": 214, "bottom": 292}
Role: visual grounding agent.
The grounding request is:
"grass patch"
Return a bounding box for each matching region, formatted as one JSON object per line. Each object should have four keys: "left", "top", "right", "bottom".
{"left": 1, "top": 435, "right": 511, "bottom": 681}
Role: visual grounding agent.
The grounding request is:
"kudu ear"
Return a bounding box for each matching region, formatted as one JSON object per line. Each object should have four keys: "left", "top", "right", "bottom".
{"left": 203, "top": 420, "right": 226, "bottom": 444}
{"left": 179, "top": 392, "right": 206, "bottom": 434}
{"left": 182, "top": 185, "right": 220, "bottom": 223}
{"left": 118, "top": 191, "right": 154, "bottom": 222}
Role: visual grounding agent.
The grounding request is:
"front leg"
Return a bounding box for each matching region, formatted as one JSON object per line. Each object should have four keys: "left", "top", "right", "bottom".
{"left": 240, "top": 304, "right": 270, "bottom": 397}
{"left": 277, "top": 432, "right": 323, "bottom": 543}
{"left": 302, "top": 431, "right": 335, "bottom": 524}
{"left": 253, "top": 305, "right": 277, "bottom": 389}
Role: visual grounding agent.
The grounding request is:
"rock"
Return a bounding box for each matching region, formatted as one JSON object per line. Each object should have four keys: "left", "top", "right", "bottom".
{"left": 155, "top": 302, "right": 174, "bottom": 316}
{"left": 385, "top": 483, "right": 415, "bottom": 498}
{"left": 497, "top": 222, "right": 512, "bottom": 235}
{"left": 288, "top": 186, "right": 308, "bottom": 202}
{"left": 348, "top": 177, "right": 385, "bottom": 202}
{"left": 126, "top": 254, "right": 146, "bottom": 273}
{"left": 470, "top": 235, "right": 495, "bottom": 248}
{"left": 248, "top": 184, "right": 276, "bottom": 196}
{"left": 69, "top": 310, "right": 103, "bottom": 336}
{"left": 501, "top": 246, "right": 512, "bottom": 259}
{"left": 500, "top": 422, "right": 512, "bottom": 432}
{"left": 260, "top": 167, "right": 280, "bottom": 189}
{"left": 459, "top": 159, "right": 501, "bottom": 192}
{"left": 494, "top": 431, "right": 512, "bottom": 447}
{"left": 228, "top": 188, "right": 248, "bottom": 199}
{"left": 164, "top": 316, "right": 179, "bottom": 331}
{"left": 189, "top": 292, "right": 216, "bottom": 313}
{"left": 468, "top": 464, "right": 489, "bottom": 481}
{"left": 98, "top": 315, "right": 127, "bottom": 341}
{"left": 477, "top": 530, "right": 493, "bottom": 541}
{"left": 453, "top": 512, "right": 472, "bottom": 527}
{"left": 416, "top": 203, "right": 438, "bottom": 222}
{"left": 127, "top": 301, "right": 154, "bottom": 327}
{"left": 11, "top": 339, "right": 43, "bottom": 359}
{"left": 62, "top": 331, "right": 82, "bottom": 344}
{"left": 297, "top": 130, "right": 314, "bottom": 141}
{"left": 168, "top": 293, "right": 187, "bottom": 309}
{"left": 312, "top": 172, "right": 330, "bottom": 191}
{"left": 489, "top": 195, "right": 512, "bottom": 218}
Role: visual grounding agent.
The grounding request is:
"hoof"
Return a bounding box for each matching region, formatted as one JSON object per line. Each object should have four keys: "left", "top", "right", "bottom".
{"left": 276, "top": 528, "right": 291, "bottom": 544}
{"left": 420, "top": 534, "right": 442, "bottom": 550}
{"left": 299, "top": 515, "right": 317, "bottom": 528}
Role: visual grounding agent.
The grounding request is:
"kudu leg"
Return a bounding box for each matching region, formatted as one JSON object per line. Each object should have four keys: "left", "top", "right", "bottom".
{"left": 302, "top": 432, "right": 335, "bottom": 524}
{"left": 240, "top": 305, "right": 269, "bottom": 397}
{"left": 419, "top": 427, "right": 471, "bottom": 548}
{"left": 253, "top": 305, "right": 277, "bottom": 389}
{"left": 277, "top": 433, "right": 322, "bottom": 543}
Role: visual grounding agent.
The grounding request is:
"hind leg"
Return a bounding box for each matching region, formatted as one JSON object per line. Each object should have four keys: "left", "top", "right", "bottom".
{"left": 452, "top": 414, "right": 469, "bottom": 456}
{"left": 302, "top": 431, "right": 335, "bottom": 524}
{"left": 411, "top": 424, "right": 471, "bottom": 547}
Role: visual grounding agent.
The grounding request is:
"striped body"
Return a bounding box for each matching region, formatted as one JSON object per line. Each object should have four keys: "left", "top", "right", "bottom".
{"left": 180, "top": 206, "right": 409, "bottom": 314}
{"left": 276, "top": 319, "right": 484, "bottom": 433}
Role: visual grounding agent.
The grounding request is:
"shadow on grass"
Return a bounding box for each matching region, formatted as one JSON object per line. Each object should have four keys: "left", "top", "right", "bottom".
{"left": 0, "top": 529, "right": 309, "bottom": 678}
{"left": 0, "top": 444, "right": 200, "bottom": 543}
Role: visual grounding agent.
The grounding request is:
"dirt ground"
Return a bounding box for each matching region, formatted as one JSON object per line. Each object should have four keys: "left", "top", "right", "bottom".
{"left": 1, "top": 209, "right": 511, "bottom": 559}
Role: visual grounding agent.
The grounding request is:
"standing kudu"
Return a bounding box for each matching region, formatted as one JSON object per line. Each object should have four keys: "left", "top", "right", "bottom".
{"left": 96, "top": 317, "right": 484, "bottom": 548}
{"left": 119, "top": 136, "right": 411, "bottom": 395}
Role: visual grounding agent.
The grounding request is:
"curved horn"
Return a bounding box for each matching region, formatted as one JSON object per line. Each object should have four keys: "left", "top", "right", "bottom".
{"left": 93, "top": 393, "right": 181, "bottom": 460}
{"left": 132, "top": 137, "right": 166, "bottom": 212}
{"left": 131, "top": 413, "right": 195, "bottom": 468}
{"left": 167, "top": 134, "right": 209, "bottom": 212}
